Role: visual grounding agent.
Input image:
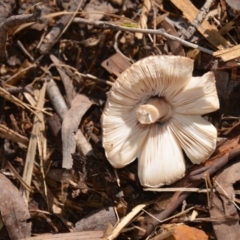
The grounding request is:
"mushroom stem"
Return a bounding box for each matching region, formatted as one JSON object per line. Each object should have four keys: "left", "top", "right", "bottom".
{"left": 136, "top": 98, "right": 172, "bottom": 124}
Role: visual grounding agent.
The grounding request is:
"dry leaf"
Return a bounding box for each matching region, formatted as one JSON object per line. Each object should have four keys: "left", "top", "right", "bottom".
{"left": 209, "top": 161, "right": 240, "bottom": 240}
{"left": 84, "top": 0, "right": 117, "bottom": 22}
{"left": 160, "top": 224, "right": 208, "bottom": 240}
{"left": 101, "top": 52, "right": 132, "bottom": 77}
{"left": 75, "top": 207, "right": 117, "bottom": 232}
{"left": 0, "top": 173, "right": 31, "bottom": 240}
{"left": 157, "top": 19, "right": 185, "bottom": 56}
{"left": 62, "top": 94, "right": 93, "bottom": 169}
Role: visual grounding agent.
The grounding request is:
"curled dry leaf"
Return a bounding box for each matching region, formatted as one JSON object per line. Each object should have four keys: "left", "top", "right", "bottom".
{"left": 50, "top": 54, "right": 76, "bottom": 105}
{"left": 0, "top": 173, "right": 31, "bottom": 240}
{"left": 209, "top": 161, "right": 240, "bottom": 240}
{"left": 157, "top": 18, "right": 185, "bottom": 56}
{"left": 46, "top": 79, "right": 68, "bottom": 120}
{"left": 62, "top": 94, "right": 93, "bottom": 169}
{"left": 74, "top": 207, "right": 117, "bottom": 232}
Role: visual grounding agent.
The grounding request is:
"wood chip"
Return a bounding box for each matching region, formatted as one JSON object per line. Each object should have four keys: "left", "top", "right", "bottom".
{"left": 213, "top": 44, "right": 240, "bottom": 62}
{"left": 170, "top": 0, "right": 230, "bottom": 49}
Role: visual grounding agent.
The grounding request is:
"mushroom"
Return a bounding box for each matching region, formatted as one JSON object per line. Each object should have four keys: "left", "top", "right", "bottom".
{"left": 225, "top": 0, "right": 240, "bottom": 10}
{"left": 101, "top": 55, "right": 219, "bottom": 187}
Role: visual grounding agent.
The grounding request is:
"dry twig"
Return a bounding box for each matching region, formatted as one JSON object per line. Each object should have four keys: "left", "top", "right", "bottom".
{"left": 73, "top": 17, "right": 214, "bottom": 54}
{"left": 0, "top": 5, "right": 42, "bottom": 62}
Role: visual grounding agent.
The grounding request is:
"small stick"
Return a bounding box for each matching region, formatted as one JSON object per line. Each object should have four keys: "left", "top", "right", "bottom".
{"left": 143, "top": 187, "right": 216, "bottom": 193}
{"left": 73, "top": 18, "right": 214, "bottom": 55}
{"left": 184, "top": 0, "right": 215, "bottom": 39}
{"left": 48, "top": 63, "right": 113, "bottom": 85}
{"left": 17, "top": 40, "right": 34, "bottom": 62}
{"left": 5, "top": 64, "right": 36, "bottom": 85}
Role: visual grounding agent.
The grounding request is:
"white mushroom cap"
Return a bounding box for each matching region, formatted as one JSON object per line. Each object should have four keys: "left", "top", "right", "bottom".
{"left": 101, "top": 55, "right": 219, "bottom": 187}
{"left": 226, "top": 0, "right": 240, "bottom": 10}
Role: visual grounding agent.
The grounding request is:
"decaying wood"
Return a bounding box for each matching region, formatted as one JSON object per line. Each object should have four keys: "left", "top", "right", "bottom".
{"left": 0, "top": 0, "right": 15, "bottom": 22}
{"left": 108, "top": 203, "right": 151, "bottom": 240}
{"left": 0, "top": 86, "right": 43, "bottom": 116}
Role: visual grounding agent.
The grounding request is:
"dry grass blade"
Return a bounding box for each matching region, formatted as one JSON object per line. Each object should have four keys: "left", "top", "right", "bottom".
{"left": 20, "top": 82, "right": 47, "bottom": 202}
{"left": 7, "top": 161, "right": 32, "bottom": 192}
{"left": 107, "top": 203, "right": 150, "bottom": 240}
{"left": 0, "top": 124, "right": 28, "bottom": 148}
{"left": 0, "top": 87, "right": 51, "bottom": 117}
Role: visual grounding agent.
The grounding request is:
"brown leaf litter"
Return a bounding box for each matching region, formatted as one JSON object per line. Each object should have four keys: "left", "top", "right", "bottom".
{"left": 0, "top": 0, "right": 240, "bottom": 239}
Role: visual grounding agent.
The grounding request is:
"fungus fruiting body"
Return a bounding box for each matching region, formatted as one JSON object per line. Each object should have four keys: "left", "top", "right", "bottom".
{"left": 101, "top": 55, "right": 219, "bottom": 187}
